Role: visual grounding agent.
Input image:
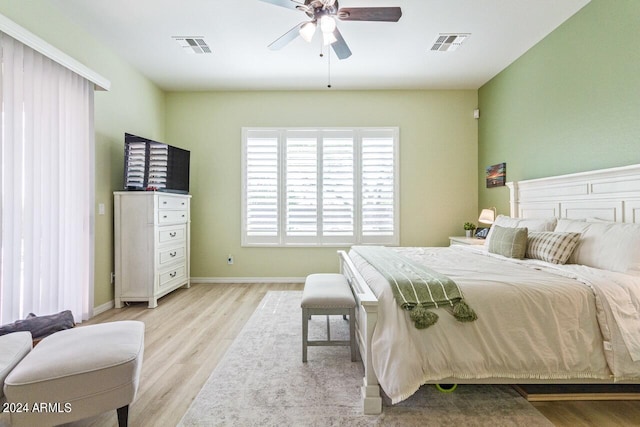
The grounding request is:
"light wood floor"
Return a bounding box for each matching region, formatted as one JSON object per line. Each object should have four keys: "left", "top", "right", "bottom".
{"left": 76, "top": 283, "right": 640, "bottom": 427}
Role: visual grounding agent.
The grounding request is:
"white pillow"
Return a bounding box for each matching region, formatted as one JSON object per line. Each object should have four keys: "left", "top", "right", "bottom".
{"left": 486, "top": 215, "right": 557, "bottom": 246}
{"left": 554, "top": 219, "right": 594, "bottom": 264}
{"left": 586, "top": 217, "right": 610, "bottom": 222}
{"left": 556, "top": 219, "right": 640, "bottom": 275}
{"left": 493, "top": 214, "right": 521, "bottom": 228}
{"left": 555, "top": 218, "right": 590, "bottom": 233}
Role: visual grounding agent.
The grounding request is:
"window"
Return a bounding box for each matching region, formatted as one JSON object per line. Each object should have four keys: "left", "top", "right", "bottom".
{"left": 242, "top": 127, "right": 399, "bottom": 246}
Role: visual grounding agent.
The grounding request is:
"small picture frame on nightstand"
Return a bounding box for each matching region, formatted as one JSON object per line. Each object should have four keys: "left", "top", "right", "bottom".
{"left": 476, "top": 228, "right": 489, "bottom": 239}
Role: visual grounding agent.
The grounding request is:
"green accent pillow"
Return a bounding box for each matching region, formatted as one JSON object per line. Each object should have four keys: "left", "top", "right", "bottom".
{"left": 487, "top": 225, "right": 528, "bottom": 259}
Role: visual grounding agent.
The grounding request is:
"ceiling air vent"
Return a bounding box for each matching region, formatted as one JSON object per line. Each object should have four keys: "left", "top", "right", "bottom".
{"left": 430, "top": 33, "right": 470, "bottom": 52}
{"left": 172, "top": 36, "right": 212, "bottom": 54}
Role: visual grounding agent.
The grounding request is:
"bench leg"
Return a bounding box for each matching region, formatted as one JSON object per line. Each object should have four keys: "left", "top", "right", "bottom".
{"left": 117, "top": 405, "right": 129, "bottom": 427}
{"left": 326, "top": 315, "right": 331, "bottom": 341}
{"left": 302, "top": 308, "right": 308, "bottom": 363}
{"left": 349, "top": 308, "right": 357, "bottom": 362}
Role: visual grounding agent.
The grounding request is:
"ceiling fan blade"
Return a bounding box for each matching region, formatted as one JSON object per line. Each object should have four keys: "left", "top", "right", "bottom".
{"left": 258, "top": 0, "right": 305, "bottom": 11}
{"left": 268, "top": 22, "right": 305, "bottom": 50}
{"left": 331, "top": 27, "right": 352, "bottom": 60}
{"left": 337, "top": 7, "right": 402, "bottom": 22}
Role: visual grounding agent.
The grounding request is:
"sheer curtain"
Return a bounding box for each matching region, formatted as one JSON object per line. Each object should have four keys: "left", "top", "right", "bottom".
{"left": 0, "top": 31, "right": 94, "bottom": 324}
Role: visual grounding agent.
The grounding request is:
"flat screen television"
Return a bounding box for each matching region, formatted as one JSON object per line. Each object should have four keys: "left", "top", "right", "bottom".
{"left": 124, "top": 133, "right": 190, "bottom": 194}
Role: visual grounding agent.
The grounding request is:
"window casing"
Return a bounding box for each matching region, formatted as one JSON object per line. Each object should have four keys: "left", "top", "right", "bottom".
{"left": 242, "top": 127, "right": 399, "bottom": 246}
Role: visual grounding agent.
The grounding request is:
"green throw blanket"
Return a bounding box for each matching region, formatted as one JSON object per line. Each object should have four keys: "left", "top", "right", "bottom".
{"left": 352, "top": 246, "right": 477, "bottom": 329}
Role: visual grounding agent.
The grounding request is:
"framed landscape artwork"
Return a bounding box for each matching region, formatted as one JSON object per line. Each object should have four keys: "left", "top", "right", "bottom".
{"left": 486, "top": 163, "right": 506, "bottom": 188}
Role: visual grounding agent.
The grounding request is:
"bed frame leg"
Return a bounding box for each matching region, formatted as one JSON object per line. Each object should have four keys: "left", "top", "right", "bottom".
{"left": 362, "top": 378, "right": 382, "bottom": 414}
{"left": 338, "top": 249, "right": 382, "bottom": 415}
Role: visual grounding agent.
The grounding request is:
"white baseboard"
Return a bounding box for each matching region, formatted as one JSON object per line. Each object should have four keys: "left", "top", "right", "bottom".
{"left": 93, "top": 300, "right": 114, "bottom": 316}
{"left": 191, "top": 277, "right": 305, "bottom": 284}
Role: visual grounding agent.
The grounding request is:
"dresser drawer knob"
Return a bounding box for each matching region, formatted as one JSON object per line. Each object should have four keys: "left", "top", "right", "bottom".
{"left": 170, "top": 271, "right": 177, "bottom": 278}
{"left": 169, "top": 232, "right": 177, "bottom": 237}
{"left": 170, "top": 251, "right": 177, "bottom": 257}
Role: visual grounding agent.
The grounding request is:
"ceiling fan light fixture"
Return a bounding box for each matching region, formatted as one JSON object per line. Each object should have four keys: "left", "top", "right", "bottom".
{"left": 320, "top": 15, "right": 336, "bottom": 34}
{"left": 323, "top": 31, "right": 337, "bottom": 46}
{"left": 299, "top": 22, "right": 316, "bottom": 43}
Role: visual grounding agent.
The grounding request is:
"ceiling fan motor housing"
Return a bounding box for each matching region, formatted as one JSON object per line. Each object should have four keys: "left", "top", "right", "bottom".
{"left": 298, "top": 0, "right": 339, "bottom": 19}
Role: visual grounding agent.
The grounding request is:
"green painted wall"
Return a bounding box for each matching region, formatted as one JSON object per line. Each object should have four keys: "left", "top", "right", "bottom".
{"left": 166, "top": 90, "right": 478, "bottom": 278}
{"left": 0, "top": 2, "right": 166, "bottom": 308}
{"left": 478, "top": 0, "right": 640, "bottom": 215}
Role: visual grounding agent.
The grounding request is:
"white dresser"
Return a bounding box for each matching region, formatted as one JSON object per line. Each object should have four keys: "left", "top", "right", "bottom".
{"left": 114, "top": 192, "right": 191, "bottom": 308}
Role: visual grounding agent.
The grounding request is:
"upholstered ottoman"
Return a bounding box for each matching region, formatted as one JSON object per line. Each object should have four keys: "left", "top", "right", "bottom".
{"left": 0, "top": 331, "right": 32, "bottom": 399}
{"left": 301, "top": 273, "right": 357, "bottom": 362}
{"left": 4, "top": 321, "right": 144, "bottom": 427}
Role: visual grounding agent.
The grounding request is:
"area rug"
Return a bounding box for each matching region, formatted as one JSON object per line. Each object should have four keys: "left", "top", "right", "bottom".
{"left": 179, "top": 291, "right": 552, "bottom": 427}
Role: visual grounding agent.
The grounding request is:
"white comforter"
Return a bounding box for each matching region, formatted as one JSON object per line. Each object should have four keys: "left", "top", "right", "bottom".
{"left": 348, "top": 245, "right": 640, "bottom": 404}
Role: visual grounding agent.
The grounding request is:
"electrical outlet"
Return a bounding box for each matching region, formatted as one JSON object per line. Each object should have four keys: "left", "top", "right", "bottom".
{"left": 227, "top": 255, "right": 234, "bottom": 265}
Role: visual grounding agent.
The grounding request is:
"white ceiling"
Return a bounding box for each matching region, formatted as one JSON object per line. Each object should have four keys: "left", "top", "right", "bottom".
{"left": 49, "top": 0, "right": 590, "bottom": 91}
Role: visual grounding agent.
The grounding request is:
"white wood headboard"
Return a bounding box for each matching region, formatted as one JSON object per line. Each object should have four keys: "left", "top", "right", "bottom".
{"left": 506, "top": 164, "right": 640, "bottom": 224}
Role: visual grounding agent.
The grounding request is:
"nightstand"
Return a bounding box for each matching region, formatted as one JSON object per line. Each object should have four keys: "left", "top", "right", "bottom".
{"left": 449, "top": 236, "right": 486, "bottom": 246}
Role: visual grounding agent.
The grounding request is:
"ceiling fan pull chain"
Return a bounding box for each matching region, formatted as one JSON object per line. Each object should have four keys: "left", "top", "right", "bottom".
{"left": 327, "top": 47, "right": 332, "bottom": 88}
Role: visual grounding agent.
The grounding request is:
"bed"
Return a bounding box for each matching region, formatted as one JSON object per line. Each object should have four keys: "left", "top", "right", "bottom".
{"left": 338, "top": 163, "right": 640, "bottom": 414}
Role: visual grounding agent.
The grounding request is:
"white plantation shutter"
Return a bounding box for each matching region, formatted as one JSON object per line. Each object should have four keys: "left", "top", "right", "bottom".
{"left": 322, "top": 132, "right": 354, "bottom": 241}
{"left": 285, "top": 133, "right": 318, "bottom": 240}
{"left": 243, "top": 130, "right": 279, "bottom": 244}
{"left": 361, "top": 130, "right": 397, "bottom": 244}
{"left": 242, "top": 127, "right": 398, "bottom": 246}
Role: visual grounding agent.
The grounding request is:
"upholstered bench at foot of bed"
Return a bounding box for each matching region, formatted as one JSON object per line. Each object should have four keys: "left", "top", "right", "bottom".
{"left": 301, "top": 273, "right": 357, "bottom": 363}
{"left": 3, "top": 320, "right": 145, "bottom": 427}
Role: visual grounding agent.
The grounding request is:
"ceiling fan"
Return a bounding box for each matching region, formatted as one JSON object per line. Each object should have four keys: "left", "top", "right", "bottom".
{"left": 260, "top": 0, "right": 402, "bottom": 60}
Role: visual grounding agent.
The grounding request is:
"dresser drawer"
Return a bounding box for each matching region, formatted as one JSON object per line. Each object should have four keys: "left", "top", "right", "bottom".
{"left": 158, "top": 209, "right": 188, "bottom": 224}
{"left": 158, "top": 264, "right": 187, "bottom": 290}
{"left": 158, "top": 195, "right": 188, "bottom": 210}
{"left": 158, "top": 224, "right": 186, "bottom": 245}
{"left": 158, "top": 245, "right": 185, "bottom": 266}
